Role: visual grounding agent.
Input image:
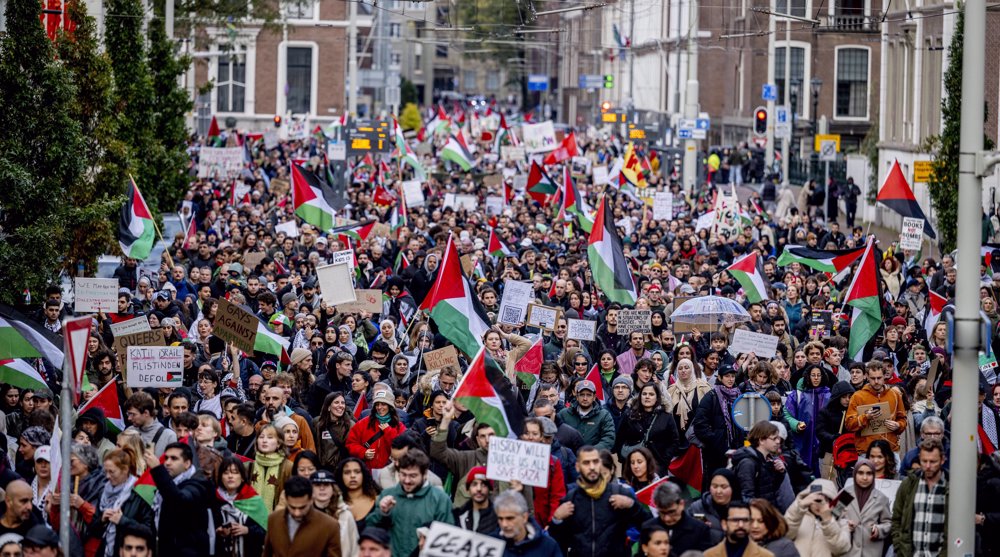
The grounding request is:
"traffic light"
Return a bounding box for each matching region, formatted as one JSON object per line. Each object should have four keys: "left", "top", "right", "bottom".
{"left": 753, "top": 107, "right": 767, "bottom": 136}
{"left": 273, "top": 115, "right": 282, "bottom": 128}
{"left": 601, "top": 101, "right": 612, "bottom": 113}
{"left": 603, "top": 74, "right": 614, "bottom": 89}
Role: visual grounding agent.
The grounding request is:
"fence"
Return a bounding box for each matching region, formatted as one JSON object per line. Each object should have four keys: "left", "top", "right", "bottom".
{"left": 789, "top": 153, "right": 847, "bottom": 185}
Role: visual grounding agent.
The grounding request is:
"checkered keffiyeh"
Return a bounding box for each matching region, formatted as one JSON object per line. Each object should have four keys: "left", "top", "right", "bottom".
{"left": 912, "top": 477, "right": 947, "bottom": 557}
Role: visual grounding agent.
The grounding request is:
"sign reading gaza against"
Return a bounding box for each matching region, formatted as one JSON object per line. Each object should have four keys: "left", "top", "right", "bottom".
{"left": 74, "top": 278, "right": 120, "bottom": 313}
{"left": 486, "top": 437, "right": 551, "bottom": 488}
{"left": 213, "top": 298, "right": 258, "bottom": 354}
{"left": 126, "top": 346, "right": 183, "bottom": 388}
{"left": 617, "top": 309, "right": 652, "bottom": 335}
{"left": 729, "top": 328, "right": 780, "bottom": 359}
{"left": 419, "top": 521, "right": 505, "bottom": 557}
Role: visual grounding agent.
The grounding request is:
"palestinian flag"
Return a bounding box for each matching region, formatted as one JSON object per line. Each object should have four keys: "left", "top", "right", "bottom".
{"left": 0, "top": 318, "right": 41, "bottom": 360}
{"left": 724, "top": 252, "right": 770, "bottom": 303}
{"left": 207, "top": 115, "right": 221, "bottom": 145}
{"left": 292, "top": 164, "right": 336, "bottom": 231}
{"left": 844, "top": 238, "right": 882, "bottom": 360}
{"left": 77, "top": 379, "right": 127, "bottom": 433}
{"left": 526, "top": 161, "right": 558, "bottom": 204}
{"left": 0, "top": 306, "right": 64, "bottom": 369}
{"left": 513, "top": 338, "right": 544, "bottom": 387}
{"left": 982, "top": 245, "right": 1000, "bottom": 276}
{"left": 667, "top": 445, "right": 704, "bottom": 499}
{"left": 389, "top": 198, "right": 407, "bottom": 233}
{"left": 118, "top": 177, "right": 156, "bottom": 260}
{"left": 454, "top": 348, "right": 524, "bottom": 438}
{"left": 254, "top": 322, "right": 291, "bottom": 365}
{"left": 417, "top": 105, "right": 450, "bottom": 141}
{"left": 181, "top": 215, "right": 198, "bottom": 251}
{"left": 418, "top": 235, "right": 491, "bottom": 358}
{"left": 441, "top": 131, "right": 475, "bottom": 171}
{"left": 583, "top": 364, "right": 606, "bottom": 402}
{"left": 225, "top": 483, "right": 270, "bottom": 530}
{"left": 559, "top": 168, "right": 594, "bottom": 234}
{"left": 0, "top": 359, "right": 49, "bottom": 391}
{"left": 493, "top": 113, "right": 520, "bottom": 154}
{"left": 587, "top": 194, "right": 637, "bottom": 305}
{"left": 393, "top": 118, "right": 427, "bottom": 180}
{"left": 636, "top": 476, "right": 674, "bottom": 508}
{"left": 353, "top": 394, "right": 368, "bottom": 420}
{"left": 878, "top": 160, "right": 937, "bottom": 240}
{"left": 543, "top": 132, "right": 579, "bottom": 165}
{"left": 924, "top": 289, "right": 948, "bottom": 340}
{"left": 487, "top": 230, "right": 512, "bottom": 259}
{"left": 776, "top": 244, "right": 866, "bottom": 275}
{"left": 134, "top": 463, "right": 161, "bottom": 507}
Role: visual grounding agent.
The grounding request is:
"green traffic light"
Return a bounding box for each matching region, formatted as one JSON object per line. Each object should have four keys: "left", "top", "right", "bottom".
{"left": 603, "top": 74, "right": 614, "bottom": 89}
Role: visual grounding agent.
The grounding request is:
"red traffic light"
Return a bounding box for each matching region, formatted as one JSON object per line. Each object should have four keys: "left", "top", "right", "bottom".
{"left": 755, "top": 110, "right": 766, "bottom": 120}
{"left": 753, "top": 107, "right": 767, "bottom": 136}
{"left": 273, "top": 115, "right": 282, "bottom": 127}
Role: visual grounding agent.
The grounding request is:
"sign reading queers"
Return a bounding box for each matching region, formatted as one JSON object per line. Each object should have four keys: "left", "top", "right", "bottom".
{"left": 486, "top": 437, "right": 551, "bottom": 488}
{"left": 127, "top": 346, "right": 183, "bottom": 388}
{"left": 213, "top": 298, "right": 258, "bottom": 354}
{"left": 420, "top": 521, "right": 505, "bottom": 557}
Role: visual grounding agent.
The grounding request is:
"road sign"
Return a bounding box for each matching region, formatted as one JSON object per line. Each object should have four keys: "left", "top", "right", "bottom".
{"left": 814, "top": 133, "right": 841, "bottom": 152}
{"left": 578, "top": 74, "right": 603, "bottom": 89}
{"left": 695, "top": 118, "right": 710, "bottom": 130}
{"left": 774, "top": 106, "right": 790, "bottom": 139}
{"left": 914, "top": 160, "right": 934, "bottom": 183}
{"left": 762, "top": 84, "right": 778, "bottom": 102}
{"left": 819, "top": 140, "right": 837, "bottom": 162}
{"left": 527, "top": 75, "right": 549, "bottom": 92}
{"left": 678, "top": 129, "right": 693, "bottom": 139}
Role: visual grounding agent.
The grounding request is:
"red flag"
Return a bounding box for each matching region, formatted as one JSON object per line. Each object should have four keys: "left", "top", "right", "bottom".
{"left": 373, "top": 184, "right": 396, "bottom": 206}
{"left": 543, "top": 132, "right": 579, "bottom": 165}
{"left": 182, "top": 216, "right": 198, "bottom": 251}
{"left": 635, "top": 476, "right": 673, "bottom": 507}
{"left": 667, "top": 445, "right": 704, "bottom": 498}
{"left": 207, "top": 116, "right": 221, "bottom": 140}
{"left": 353, "top": 395, "right": 368, "bottom": 420}
{"left": 583, "top": 364, "right": 605, "bottom": 402}
{"left": 513, "top": 339, "right": 544, "bottom": 387}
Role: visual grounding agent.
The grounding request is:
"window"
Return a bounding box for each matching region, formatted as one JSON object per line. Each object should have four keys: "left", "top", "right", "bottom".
{"left": 414, "top": 43, "right": 423, "bottom": 73}
{"left": 836, "top": 48, "right": 869, "bottom": 118}
{"left": 391, "top": 52, "right": 401, "bottom": 66}
{"left": 436, "top": 44, "right": 448, "bottom": 58}
{"left": 284, "top": 0, "right": 314, "bottom": 19}
{"left": 486, "top": 71, "right": 500, "bottom": 91}
{"left": 389, "top": 23, "right": 401, "bottom": 37}
{"left": 286, "top": 47, "right": 312, "bottom": 114}
{"left": 463, "top": 71, "right": 477, "bottom": 91}
{"left": 775, "top": 45, "right": 805, "bottom": 114}
{"left": 216, "top": 52, "right": 246, "bottom": 112}
{"left": 776, "top": 0, "right": 806, "bottom": 16}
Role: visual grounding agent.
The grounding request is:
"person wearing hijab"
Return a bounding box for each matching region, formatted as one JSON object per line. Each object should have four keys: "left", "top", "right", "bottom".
{"left": 841, "top": 458, "right": 891, "bottom": 557}
{"left": 688, "top": 468, "right": 741, "bottom": 535}
{"left": 666, "top": 358, "right": 712, "bottom": 432}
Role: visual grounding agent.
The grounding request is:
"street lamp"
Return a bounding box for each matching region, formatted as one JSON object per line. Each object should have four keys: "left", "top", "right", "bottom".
{"left": 790, "top": 78, "right": 801, "bottom": 166}
{"left": 810, "top": 77, "right": 823, "bottom": 136}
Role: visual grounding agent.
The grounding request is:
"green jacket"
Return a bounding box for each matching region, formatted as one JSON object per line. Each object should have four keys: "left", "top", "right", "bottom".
{"left": 366, "top": 482, "right": 454, "bottom": 557}
{"left": 891, "top": 469, "right": 948, "bottom": 557}
{"left": 558, "top": 404, "right": 616, "bottom": 451}
{"left": 429, "top": 428, "right": 534, "bottom": 511}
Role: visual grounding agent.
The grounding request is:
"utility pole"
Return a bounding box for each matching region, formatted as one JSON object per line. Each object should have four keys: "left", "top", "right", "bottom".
{"left": 764, "top": 0, "right": 776, "bottom": 172}
{"left": 781, "top": 19, "right": 790, "bottom": 184}
{"left": 682, "top": 0, "right": 700, "bottom": 193}
{"left": 628, "top": 0, "right": 635, "bottom": 105}
{"left": 165, "top": 0, "right": 173, "bottom": 39}
{"left": 347, "top": 0, "right": 358, "bottom": 116}
{"left": 951, "top": 0, "right": 989, "bottom": 552}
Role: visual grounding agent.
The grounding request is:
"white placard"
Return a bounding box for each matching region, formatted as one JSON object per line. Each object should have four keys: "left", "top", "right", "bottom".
{"left": 695, "top": 210, "right": 716, "bottom": 231}
{"left": 653, "top": 192, "right": 674, "bottom": 221}
{"left": 263, "top": 130, "right": 279, "bottom": 150}
{"left": 198, "top": 147, "right": 245, "bottom": 179}
{"left": 401, "top": 180, "right": 425, "bottom": 208}
{"left": 419, "top": 521, "right": 506, "bottom": 557}
{"left": 316, "top": 263, "right": 357, "bottom": 305}
{"left": 618, "top": 309, "right": 652, "bottom": 335}
{"left": 486, "top": 437, "right": 551, "bottom": 488}
{"left": 502, "top": 146, "right": 526, "bottom": 162}
{"left": 900, "top": 217, "right": 924, "bottom": 251}
{"left": 455, "top": 195, "right": 478, "bottom": 211}
{"left": 497, "top": 280, "right": 534, "bottom": 325}
{"left": 485, "top": 196, "right": 505, "bottom": 215}
{"left": 615, "top": 217, "right": 634, "bottom": 236}
{"left": 592, "top": 165, "right": 609, "bottom": 185}
{"left": 729, "top": 328, "right": 780, "bottom": 359}
{"left": 331, "top": 249, "right": 354, "bottom": 266}
{"left": 126, "top": 346, "right": 184, "bottom": 388}
{"left": 571, "top": 156, "right": 591, "bottom": 174}
{"left": 521, "top": 121, "right": 558, "bottom": 153}
{"left": 566, "top": 318, "right": 597, "bottom": 341}
{"left": 275, "top": 220, "right": 299, "bottom": 238}
{"left": 74, "top": 278, "right": 120, "bottom": 314}
{"left": 512, "top": 174, "right": 528, "bottom": 191}
{"left": 109, "top": 316, "right": 152, "bottom": 337}
{"left": 526, "top": 304, "right": 561, "bottom": 331}
{"left": 288, "top": 119, "right": 308, "bottom": 140}
{"left": 712, "top": 194, "right": 740, "bottom": 242}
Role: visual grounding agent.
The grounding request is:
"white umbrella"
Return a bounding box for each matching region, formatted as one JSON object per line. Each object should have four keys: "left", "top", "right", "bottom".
{"left": 669, "top": 295, "right": 751, "bottom": 325}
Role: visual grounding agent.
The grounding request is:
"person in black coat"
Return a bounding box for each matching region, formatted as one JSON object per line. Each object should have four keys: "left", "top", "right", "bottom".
{"left": 816, "top": 381, "right": 854, "bottom": 461}
{"left": 145, "top": 442, "right": 214, "bottom": 557}
{"left": 731, "top": 421, "right": 788, "bottom": 512}
{"left": 453, "top": 467, "right": 499, "bottom": 535}
{"left": 640, "top": 480, "right": 719, "bottom": 554}
{"left": 612, "top": 383, "right": 679, "bottom": 477}
{"left": 692, "top": 367, "right": 746, "bottom": 481}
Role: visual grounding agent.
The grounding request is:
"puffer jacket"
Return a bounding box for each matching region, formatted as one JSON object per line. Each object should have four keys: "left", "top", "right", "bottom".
{"left": 732, "top": 446, "right": 785, "bottom": 509}
{"left": 842, "top": 487, "right": 892, "bottom": 557}
{"left": 549, "top": 482, "right": 650, "bottom": 557}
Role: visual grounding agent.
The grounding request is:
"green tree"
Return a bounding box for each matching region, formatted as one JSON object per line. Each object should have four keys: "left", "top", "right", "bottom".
{"left": 0, "top": 0, "right": 86, "bottom": 303}
{"left": 401, "top": 77, "right": 419, "bottom": 107}
{"left": 456, "top": 0, "right": 530, "bottom": 107}
{"left": 146, "top": 15, "right": 193, "bottom": 210}
{"left": 400, "top": 103, "right": 423, "bottom": 131}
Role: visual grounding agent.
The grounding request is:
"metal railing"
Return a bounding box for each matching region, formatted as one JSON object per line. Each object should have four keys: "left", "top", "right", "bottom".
{"left": 825, "top": 12, "right": 882, "bottom": 32}
{"left": 789, "top": 154, "right": 847, "bottom": 185}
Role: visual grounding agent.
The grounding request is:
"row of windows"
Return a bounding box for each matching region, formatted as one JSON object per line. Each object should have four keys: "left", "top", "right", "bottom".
{"left": 774, "top": 45, "right": 870, "bottom": 119}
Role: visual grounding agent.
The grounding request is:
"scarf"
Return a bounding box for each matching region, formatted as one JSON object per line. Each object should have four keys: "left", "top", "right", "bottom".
{"left": 715, "top": 383, "right": 742, "bottom": 444}
{"left": 31, "top": 476, "right": 51, "bottom": 521}
{"left": 155, "top": 465, "right": 196, "bottom": 527}
{"left": 374, "top": 411, "right": 392, "bottom": 424}
{"left": 982, "top": 405, "right": 999, "bottom": 453}
{"left": 577, "top": 473, "right": 609, "bottom": 500}
{"left": 101, "top": 476, "right": 138, "bottom": 557}
{"left": 338, "top": 326, "right": 358, "bottom": 356}
{"left": 252, "top": 451, "right": 286, "bottom": 511}
{"left": 853, "top": 459, "right": 876, "bottom": 511}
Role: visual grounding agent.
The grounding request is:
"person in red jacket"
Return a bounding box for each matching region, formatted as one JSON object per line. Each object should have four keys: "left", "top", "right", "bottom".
{"left": 521, "top": 417, "right": 567, "bottom": 527}
{"left": 346, "top": 390, "right": 406, "bottom": 470}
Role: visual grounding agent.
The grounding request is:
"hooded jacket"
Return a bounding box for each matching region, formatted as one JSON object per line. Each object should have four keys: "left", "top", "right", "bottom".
{"left": 732, "top": 446, "right": 786, "bottom": 510}
{"left": 816, "top": 381, "right": 854, "bottom": 456}
{"left": 785, "top": 377, "right": 831, "bottom": 473}
{"left": 76, "top": 407, "right": 117, "bottom": 459}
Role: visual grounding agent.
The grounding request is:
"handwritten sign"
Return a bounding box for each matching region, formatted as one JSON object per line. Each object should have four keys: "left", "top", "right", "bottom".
{"left": 483, "top": 174, "right": 503, "bottom": 188}
{"left": 214, "top": 298, "right": 258, "bottom": 354}
{"left": 336, "top": 289, "right": 383, "bottom": 314}
{"left": 858, "top": 403, "right": 891, "bottom": 436}
{"left": 242, "top": 251, "right": 266, "bottom": 271}
{"left": 420, "top": 521, "right": 505, "bottom": 557}
{"left": 502, "top": 146, "right": 526, "bottom": 162}
{"left": 730, "top": 328, "right": 779, "bottom": 359}
{"left": 899, "top": 217, "right": 924, "bottom": 251}
{"left": 109, "top": 316, "right": 152, "bottom": 338}
{"left": 74, "top": 278, "right": 120, "bottom": 313}
{"left": 112, "top": 329, "right": 165, "bottom": 366}
{"left": 198, "top": 147, "right": 245, "bottom": 179}
{"left": 275, "top": 220, "right": 299, "bottom": 238}
{"left": 712, "top": 194, "right": 740, "bottom": 242}
{"left": 617, "top": 309, "right": 652, "bottom": 335}
{"left": 980, "top": 352, "right": 999, "bottom": 383}
{"left": 316, "top": 263, "right": 357, "bottom": 306}
{"left": 498, "top": 280, "right": 534, "bottom": 325}
{"left": 126, "top": 346, "right": 184, "bottom": 388}
{"left": 695, "top": 210, "right": 715, "bottom": 231}
{"left": 487, "top": 437, "right": 551, "bottom": 488}
{"left": 423, "top": 346, "right": 460, "bottom": 372}
{"left": 331, "top": 249, "right": 355, "bottom": 266}
{"left": 653, "top": 192, "right": 674, "bottom": 220}
{"left": 566, "top": 319, "right": 596, "bottom": 342}
{"left": 526, "top": 304, "right": 561, "bottom": 331}
{"left": 402, "top": 180, "right": 425, "bottom": 208}
{"left": 485, "top": 196, "right": 505, "bottom": 216}
{"left": 521, "top": 121, "right": 558, "bottom": 153}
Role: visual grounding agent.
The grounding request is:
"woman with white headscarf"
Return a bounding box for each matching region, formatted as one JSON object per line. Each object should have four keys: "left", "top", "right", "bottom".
{"left": 665, "top": 358, "right": 712, "bottom": 431}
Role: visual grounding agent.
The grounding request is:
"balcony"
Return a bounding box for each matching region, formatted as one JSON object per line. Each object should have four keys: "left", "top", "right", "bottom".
{"left": 822, "top": 12, "right": 883, "bottom": 32}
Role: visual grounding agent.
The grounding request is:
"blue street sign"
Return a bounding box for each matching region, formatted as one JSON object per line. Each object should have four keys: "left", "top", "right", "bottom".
{"left": 695, "top": 118, "right": 710, "bottom": 130}
{"left": 762, "top": 83, "right": 778, "bottom": 102}
{"left": 776, "top": 107, "right": 788, "bottom": 124}
{"left": 678, "top": 129, "right": 693, "bottom": 139}
{"left": 578, "top": 74, "right": 603, "bottom": 89}
{"left": 527, "top": 75, "right": 549, "bottom": 92}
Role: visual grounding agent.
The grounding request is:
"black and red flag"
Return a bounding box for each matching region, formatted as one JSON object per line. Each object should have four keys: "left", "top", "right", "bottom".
{"left": 877, "top": 160, "right": 937, "bottom": 240}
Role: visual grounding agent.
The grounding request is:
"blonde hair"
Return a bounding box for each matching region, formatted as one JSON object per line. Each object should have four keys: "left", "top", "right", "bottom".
{"left": 116, "top": 430, "right": 147, "bottom": 475}
{"left": 198, "top": 414, "right": 222, "bottom": 438}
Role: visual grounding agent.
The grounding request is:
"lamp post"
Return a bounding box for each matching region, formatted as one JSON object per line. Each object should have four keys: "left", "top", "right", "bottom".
{"left": 790, "top": 78, "right": 801, "bottom": 177}
{"left": 810, "top": 77, "right": 823, "bottom": 136}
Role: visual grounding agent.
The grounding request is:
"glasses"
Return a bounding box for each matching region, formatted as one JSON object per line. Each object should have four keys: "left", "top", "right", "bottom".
{"left": 575, "top": 362, "right": 588, "bottom": 367}
{"left": 727, "top": 517, "right": 751, "bottom": 524}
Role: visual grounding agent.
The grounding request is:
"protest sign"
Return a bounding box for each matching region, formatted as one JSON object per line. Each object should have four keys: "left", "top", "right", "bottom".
{"left": 900, "top": 217, "right": 924, "bottom": 251}
{"left": 980, "top": 352, "right": 998, "bottom": 383}
{"left": 512, "top": 174, "right": 528, "bottom": 191}
{"left": 420, "top": 521, "right": 506, "bottom": 557}
{"left": 526, "top": 304, "right": 561, "bottom": 331}
{"left": 485, "top": 196, "right": 505, "bottom": 216}
{"left": 402, "top": 180, "right": 425, "bottom": 208}
{"left": 198, "top": 147, "right": 244, "bottom": 178}
{"left": 455, "top": 195, "right": 478, "bottom": 211}
{"left": 214, "top": 298, "right": 258, "bottom": 354}
{"left": 712, "top": 194, "right": 740, "bottom": 241}
{"left": 843, "top": 478, "right": 902, "bottom": 509}
{"left": 617, "top": 309, "right": 652, "bottom": 335}
{"left": 316, "top": 263, "right": 357, "bottom": 306}
{"left": 483, "top": 174, "right": 503, "bottom": 188}
{"left": 858, "top": 403, "right": 892, "bottom": 436}
{"left": 423, "top": 346, "right": 460, "bottom": 372}
{"left": 242, "top": 251, "right": 267, "bottom": 272}
{"left": 653, "top": 192, "right": 674, "bottom": 220}
{"left": 109, "top": 316, "right": 151, "bottom": 338}
{"left": 729, "top": 328, "right": 780, "bottom": 359}
{"left": 127, "top": 346, "right": 184, "bottom": 388}
{"left": 336, "top": 289, "right": 382, "bottom": 314}
{"left": 497, "top": 280, "right": 534, "bottom": 325}
{"left": 331, "top": 249, "right": 354, "bottom": 266}
{"left": 275, "top": 220, "right": 299, "bottom": 238}
{"left": 592, "top": 165, "right": 609, "bottom": 186}
{"left": 74, "top": 278, "right": 120, "bottom": 313}
{"left": 566, "top": 319, "right": 596, "bottom": 341}
{"left": 502, "top": 146, "right": 526, "bottom": 162}
{"left": 112, "top": 329, "right": 164, "bottom": 358}
{"left": 695, "top": 210, "right": 715, "bottom": 231}
{"left": 521, "top": 121, "right": 558, "bottom": 153}
{"left": 270, "top": 178, "right": 290, "bottom": 198}
{"left": 486, "top": 437, "right": 552, "bottom": 488}
{"left": 263, "top": 130, "right": 279, "bottom": 150}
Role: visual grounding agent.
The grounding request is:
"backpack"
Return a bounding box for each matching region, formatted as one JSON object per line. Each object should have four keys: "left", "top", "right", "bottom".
{"left": 832, "top": 432, "right": 858, "bottom": 469}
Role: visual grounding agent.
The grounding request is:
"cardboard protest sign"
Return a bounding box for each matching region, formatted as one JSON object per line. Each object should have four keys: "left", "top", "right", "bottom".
{"left": 242, "top": 251, "right": 267, "bottom": 272}
{"left": 566, "top": 319, "right": 596, "bottom": 341}
{"left": 729, "top": 328, "right": 779, "bottom": 359}
{"left": 269, "top": 178, "right": 290, "bottom": 197}
{"left": 423, "top": 346, "right": 460, "bottom": 372}
{"left": 109, "top": 316, "right": 152, "bottom": 338}
{"left": 112, "top": 328, "right": 165, "bottom": 371}
{"left": 316, "top": 263, "right": 357, "bottom": 306}
{"left": 127, "top": 346, "right": 184, "bottom": 388}
{"left": 617, "top": 309, "right": 652, "bottom": 335}
{"left": 419, "top": 521, "right": 505, "bottom": 557}
{"left": 526, "top": 304, "right": 561, "bottom": 331}
{"left": 74, "top": 278, "right": 120, "bottom": 313}
{"left": 900, "top": 217, "right": 924, "bottom": 251}
{"left": 213, "top": 298, "right": 258, "bottom": 354}
{"left": 858, "top": 403, "right": 892, "bottom": 436}
{"left": 483, "top": 174, "right": 503, "bottom": 188}
{"left": 486, "top": 437, "right": 552, "bottom": 488}
{"left": 336, "top": 289, "right": 383, "bottom": 314}
{"left": 497, "top": 280, "right": 534, "bottom": 325}
{"left": 459, "top": 255, "right": 476, "bottom": 277}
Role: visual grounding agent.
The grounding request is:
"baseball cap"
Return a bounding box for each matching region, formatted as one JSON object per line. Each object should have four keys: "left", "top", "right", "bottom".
{"left": 34, "top": 446, "right": 51, "bottom": 462}
{"left": 33, "top": 388, "right": 53, "bottom": 401}
{"left": 359, "top": 527, "right": 391, "bottom": 548}
{"left": 310, "top": 470, "right": 337, "bottom": 484}
{"left": 575, "top": 380, "right": 596, "bottom": 394}
{"left": 372, "top": 390, "right": 393, "bottom": 406}
{"left": 22, "top": 525, "right": 58, "bottom": 548}
{"left": 359, "top": 361, "right": 386, "bottom": 372}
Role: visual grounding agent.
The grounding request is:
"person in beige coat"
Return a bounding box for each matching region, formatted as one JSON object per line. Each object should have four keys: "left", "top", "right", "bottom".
{"left": 483, "top": 325, "right": 532, "bottom": 381}
{"left": 784, "top": 479, "right": 852, "bottom": 557}
{"left": 841, "top": 459, "right": 892, "bottom": 557}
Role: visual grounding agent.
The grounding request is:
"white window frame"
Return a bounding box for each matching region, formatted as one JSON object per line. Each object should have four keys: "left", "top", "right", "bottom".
{"left": 774, "top": 40, "right": 813, "bottom": 120}
{"left": 277, "top": 41, "right": 319, "bottom": 116}
{"left": 283, "top": 0, "right": 316, "bottom": 21}
{"left": 833, "top": 45, "right": 872, "bottom": 122}
{"left": 775, "top": 0, "right": 812, "bottom": 18}
{"left": 213, "top": 48, "right": 250, "bottom": 115}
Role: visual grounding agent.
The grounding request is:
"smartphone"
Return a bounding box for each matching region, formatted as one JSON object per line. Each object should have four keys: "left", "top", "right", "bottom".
{"left": 810, "top": 484, "right": 823, "bottom": 494}
{"left": 693, "top": 513, "right": 706, "bottom": 521}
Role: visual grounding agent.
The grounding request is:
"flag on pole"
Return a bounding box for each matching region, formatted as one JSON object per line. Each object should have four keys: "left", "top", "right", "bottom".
{"left": 0, "top": 317, "right": 42, "bottom": 360}
{"left": 877, "top": 160, "right": 937, "bottom": 239}
{"left": 254, "top": 322, "right": 291, "bottom": 365}
{"left": 724, "top": 252, "right": 771, "bottom": 303}
{"left": 118, "top": 177, "right": 156, "bottom": 260}
{"left": 441, "top": 131, "right": 476, "bottom": 171}
{"left": 775, "top": 244, "right": 866, "bottom": 274}
{"left": 526, "top": 161, "right": 558, "bottom": 204}
{"left": 418, "top": 235, "right": 491, "bottom": 357}
{"left": 77, "top": 379, "right": 127, "bottom": 433}
{"left": 291, "top": 164, "right": 336, "bottom": 231}
{"left": 353, "top": 394, "right": 368, "bottom": 420}
{"left": 453, "top": 348, "right": 524, "bottom": 438}
{"left": 558, "top": 167, "right": 593, "bottom": 233}
{"left": 181, "top": 215, "right": 198, "bottom": 251}
{"left": 587, "top": 194, "right": 638, "bottom": 305}
{"left": 844, "top": 238, "right": 882, "bottom": 360}
{"left": 0, "top": 305, "right": 64, "bottom": 369}
{"left": 924, "top": 290, "right": 948, "bottom": 341}
{"left": 513, "top": 339, "right": 544, "bottom": 387}
{"left": 621, "top": 143, "right": 648, "bottom": 188}
{"left": 583, "top": 364, "right": 606, "bottom": 402}
{"left": 635, "top": 476, "right": 673, "bottom": 508}
{"left": 207, "top": 115, "right": 221, "bottom": 145}
{"left": 393, "top": 117, "right": 427, "bottom": 180}
{"left": 487, "top": 230, "right": 513, "bottom": 259}
{"left": 543, "top": 132, "right": 579, "bottom": 165}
